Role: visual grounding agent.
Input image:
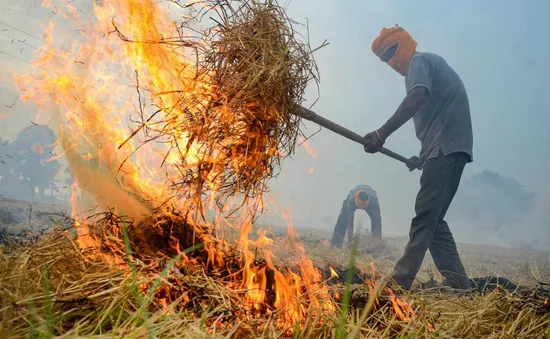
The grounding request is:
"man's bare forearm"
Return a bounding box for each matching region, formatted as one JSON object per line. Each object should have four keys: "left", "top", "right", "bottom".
{"left": 378, "top": 87, "right": 427, "bottom": 141}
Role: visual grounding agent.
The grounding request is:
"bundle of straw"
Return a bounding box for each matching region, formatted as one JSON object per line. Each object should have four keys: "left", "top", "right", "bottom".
{"left": 130, "top": 0, "right": 326, "bottom": 208}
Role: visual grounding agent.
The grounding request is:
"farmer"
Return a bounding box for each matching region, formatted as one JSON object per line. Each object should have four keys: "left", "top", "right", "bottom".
{"left": 330, "top": 184, "right": 382, "bottom": 248}
{"left": 363, "top": 25, "right": 473, "bottom": 290}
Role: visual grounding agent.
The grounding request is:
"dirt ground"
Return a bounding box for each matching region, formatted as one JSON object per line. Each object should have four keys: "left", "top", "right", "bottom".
{"left": 0, "top": 196, "right": 69, "bottom": 235}
{"left": 1, "top": 197, "right": 548, "bottom": 287}
{"left": 257, "top": 224, "right": 550, "bottom": 287}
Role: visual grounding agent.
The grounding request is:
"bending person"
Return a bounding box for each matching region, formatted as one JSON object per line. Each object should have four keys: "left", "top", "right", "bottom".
{"left": 330, "top": 185, "right": 382, "bottom": 248}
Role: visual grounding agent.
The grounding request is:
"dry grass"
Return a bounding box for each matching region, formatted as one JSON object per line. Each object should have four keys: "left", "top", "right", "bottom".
{"left": 2, "top": 0, "right": 548, "bottom": 337}
{"left": 116, "top": 0, "right": 327, "bottom": 213}
{"left": 1, "top": 225, "right": 549, "bottom": 339}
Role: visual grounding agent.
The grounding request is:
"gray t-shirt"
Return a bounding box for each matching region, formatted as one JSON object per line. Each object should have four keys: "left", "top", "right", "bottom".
{"left": 346, "top": 185, "right": 378, "bottom": 211}
{"left": 405, "top": 52, "right": 473, "bottom": 163}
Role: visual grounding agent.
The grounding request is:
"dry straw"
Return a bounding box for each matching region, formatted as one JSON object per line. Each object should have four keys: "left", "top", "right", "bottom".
{"left": 117, "top": 0, "right": 327, "bottom": 212}
{"left": 2, "top": 229, "right": 549, "bottom": 338}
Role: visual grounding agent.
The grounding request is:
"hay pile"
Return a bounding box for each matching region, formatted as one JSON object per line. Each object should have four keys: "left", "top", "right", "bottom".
{"left": 120, "top": 0, "right": 326, "bottom": 210}
{"left": 0, "top": 229, "right": 245, "bottom": 338}
{"left": 83, "top": 210, "right": 224, "bottom": 267}
{"left": 65, "top": 210, "right": 335, "bottom": 319}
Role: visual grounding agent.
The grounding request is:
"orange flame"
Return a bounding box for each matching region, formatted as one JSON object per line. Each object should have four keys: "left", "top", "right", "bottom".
{"left": 329, "top": 266, "right": 338, "bottom": 279}
{"left": 366, "top": 262, "right": 418, "bottom": 323}
{"left": 14, "top": 0, "right": 334, "bottom": 329}
{"left": 386, "top": 288, "right": 415, "bottom": 322}
{"left": 299, "top": 136, "right": 317, "bottom": 158}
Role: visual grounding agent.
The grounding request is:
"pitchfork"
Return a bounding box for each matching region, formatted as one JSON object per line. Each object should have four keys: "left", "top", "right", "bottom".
{"left": 295, "top": 106, "right": 422, "bottom": 171}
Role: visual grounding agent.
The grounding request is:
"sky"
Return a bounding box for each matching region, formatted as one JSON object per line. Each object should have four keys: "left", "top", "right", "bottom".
{"left": 1, "top": 0, "right": 549, "bottom": 248}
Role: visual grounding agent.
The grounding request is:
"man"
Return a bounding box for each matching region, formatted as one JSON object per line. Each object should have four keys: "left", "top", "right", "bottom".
{"left": 363, "top": 25, "right": 473, "bottom": 290}
{"left": 330, "top": 185, "right": 382, "bottom": 248}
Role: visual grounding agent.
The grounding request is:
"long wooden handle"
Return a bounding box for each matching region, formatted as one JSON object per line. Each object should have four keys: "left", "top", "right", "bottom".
{"left": 294, "top": 106, "right": 421, "bottom": 170}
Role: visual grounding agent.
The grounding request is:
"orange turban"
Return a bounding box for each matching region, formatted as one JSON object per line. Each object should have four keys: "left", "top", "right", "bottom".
{"left": 354, "top": 190, "right": 370, "bottom": 209}
{"left": 371, "top": 25, "right": 417, "bottom": 76}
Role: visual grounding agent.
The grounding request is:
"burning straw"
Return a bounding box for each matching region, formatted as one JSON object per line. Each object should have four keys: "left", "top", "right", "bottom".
{"left": 3, "top": 0, "right": 443, "bottom": 337}
{"left": 12, "top": 0, "right": 339, "bottom": 327}
{"left": 2, "top": 228, "right": 549, "bottom": 338}
{"left": 114, "top": 0, "right": 327, "bottom": 212}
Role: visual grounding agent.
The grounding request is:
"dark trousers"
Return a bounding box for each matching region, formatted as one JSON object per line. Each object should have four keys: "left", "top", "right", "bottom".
{"left": 330, "top": 200, "right": 381, "bottom": 247}
{"left": 391, "top": 152, "right": 471, "bottom": 289}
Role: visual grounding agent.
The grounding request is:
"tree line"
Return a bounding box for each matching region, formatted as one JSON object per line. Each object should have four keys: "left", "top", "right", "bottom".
{"left": 0, "top": 124, "right": 68, "bottom": 202}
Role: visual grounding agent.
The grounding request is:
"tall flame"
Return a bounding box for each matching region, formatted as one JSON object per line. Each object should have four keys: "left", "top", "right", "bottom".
{"left": 13, "top": 0, "right": 335, "bottom": 327}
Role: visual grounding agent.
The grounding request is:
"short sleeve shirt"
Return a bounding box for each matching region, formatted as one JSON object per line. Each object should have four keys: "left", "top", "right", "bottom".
{"left": 405, "top": 52, "right": 473, "bottom": 163}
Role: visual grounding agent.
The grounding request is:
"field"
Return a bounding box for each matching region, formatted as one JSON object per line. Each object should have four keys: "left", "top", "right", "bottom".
{"left": 1, "top": 200, "right": 549, "bottom": 339}
{"left": 0, "top": 197, "right": 69, "bottom": 237}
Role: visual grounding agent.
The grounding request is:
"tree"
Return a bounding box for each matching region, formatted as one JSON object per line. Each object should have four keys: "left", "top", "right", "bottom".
{"left": 0, "top": 138, "right": 12, "bottom": 178}
{"left": 8, "top": 125, "right": 60, "bottom": 200}
{"left": 450, "top": 170, "right": 535, "bottom": 230}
